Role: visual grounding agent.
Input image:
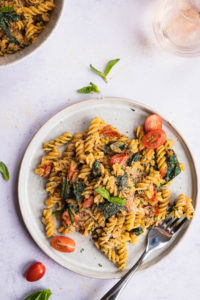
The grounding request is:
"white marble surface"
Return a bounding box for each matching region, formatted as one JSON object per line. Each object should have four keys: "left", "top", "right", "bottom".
{"left": 0, "top": 0, "right": 200, "bottom": 299}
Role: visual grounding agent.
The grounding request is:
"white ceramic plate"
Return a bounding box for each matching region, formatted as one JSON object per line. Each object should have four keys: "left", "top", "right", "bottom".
{"left": 18, "top": 97, "right": 198, "bottom": 279}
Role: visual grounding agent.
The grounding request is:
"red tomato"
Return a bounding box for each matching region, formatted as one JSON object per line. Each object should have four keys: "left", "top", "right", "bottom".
{"left": 160, "top": 167, "right": 167, "bottom": 178}
{"left": 149, "top": 186, "right": 157, "bottom": 202}
{"left": 143, "top": 129, "right": 166, "bottom": 149}
{"left": 51, "top": 236, "right": 76, "bottom": 253}
{"left": 43, "top": 163, "right": 52, "bottom": 178}
{"left": 145, "top": 114, "right": 162, "bottom": 132}
{"left": 110, "top": 153, "right": 129, "bottom": 166}
{"left": 82, "top": 196, "right": 94, "bottom": 208}
{"left": 68, "top": 161, "right": 77, "bottom": 181}
{"left": 100, "top": 125, "right": 120, "bottom": 138}
{"left": 25, "top": 262, "right": 46, "bottom": 282}
{"left": 154, "top": 206, "right": 160, "bottom": 215}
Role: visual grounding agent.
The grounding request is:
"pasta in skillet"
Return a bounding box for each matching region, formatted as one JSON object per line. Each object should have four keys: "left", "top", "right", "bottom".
{"left": 35, "top": 115, "right": 195, "bottom": 270}
{"left": 0, "top": 0, "right": 55, "bottom": 56}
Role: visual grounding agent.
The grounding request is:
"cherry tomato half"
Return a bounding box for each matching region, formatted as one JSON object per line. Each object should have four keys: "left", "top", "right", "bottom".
{"left": 100, "top": 125, "right": 120, "bottom": 138}
{"left": 143, "top": 129, "right": 166, "bottom": 149}
{"left": 68, "top": 161, "right": 77, "bottom": 181}
{"left": 25, "top": 262, "right": 46, "bottom": 282}
{"left": 145, "top": 114, "right": 162, "bottom": 133}
{"left": 82, "top": 196, "right": 94, "bottom": 208}
{"left": 110, "top": 153, "right": 129, "bottom": 166}
{"left": 51, "top": 236, "right": 76, "bottom": 253}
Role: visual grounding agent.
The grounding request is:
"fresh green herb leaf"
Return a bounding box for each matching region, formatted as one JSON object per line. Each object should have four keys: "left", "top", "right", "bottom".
{"left": 73, "top": 182, "right": 85, "bottom": 202}
{"left": 99, "top": 201, "right": 124, "bottom": 219}
{"left": 0, "top": 7, "right": 14, "bottom": 13}
{"left": 104, "top": 58, "right": 120, "bottom": 76}
{"left": 80, "top": 248, "right": 84, "bottom": 253}
{"left": 24, "top": 289, "right": 52, "bottom": 300}
{"left": 109, "top": 197, "right": 126, "bottom": 206}
{"left": 92, "top": 160, "right": 102, "bottom": 177}
{"left": 98, "top": 263, "right": 102, "bottom": 267}
{"left": 0, "top": 11, "right": 20, "bottom": 44}
{"left": 130, "top": 108, "right": 135, "bottom": 112}
{"left": 90, "top": 64, "right": 107, "bottom": 83}
{"left": 52, "top": 209, "right": 65, "bottom": 215}
{"left": 127, "top": 153, "right": 141, "bottom": 166}
{"left": 115, "top": 173, "right": 128, "bottom": 192}
{"left": 0, "top": 161, "right": 9, "bottom": 181}
{"left": 164, "top": 150, "right": 181, "bottom": 183}
{"left": 68, "top": 205, "right": 74, "bottom": 224}
{"left": 61, "top": 178, "right": 71, "bottom": 200}
{"left": 132, "top": 227, "right": 143, "bottom": 236}
{"left": 77, "top": 82, "right": 100, "bottom": 94}
{"left": 95, "top": 188, "right": 110, "bottom": 201}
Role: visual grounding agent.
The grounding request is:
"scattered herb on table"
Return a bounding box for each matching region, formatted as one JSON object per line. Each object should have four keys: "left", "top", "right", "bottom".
{"left": 130, "top": 108, "right": 135, "bottom": 112}
{"left": 24, "top": 289, "right": 52, "bottom": 300}
{"left": 98, "top": 263, "right": 102, "bottom": 267}
{"left": 90, "top": 58, "right": 120, "bottom": 83}
{"left": 0, "top": 10, "right": 20, "bottom": 44}
{"left": 77, "top": 82, "right": 100, "bottom": 94}
{"left": 0, "top": 161, "right": 9, "bottom": 181}
{"left": 80, "top": 248, "right": 84, "bottom": 253}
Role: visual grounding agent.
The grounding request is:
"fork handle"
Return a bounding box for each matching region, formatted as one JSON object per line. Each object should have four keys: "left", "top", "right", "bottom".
{"left": 100, "top": 250, "right": 147, "bottom": 300}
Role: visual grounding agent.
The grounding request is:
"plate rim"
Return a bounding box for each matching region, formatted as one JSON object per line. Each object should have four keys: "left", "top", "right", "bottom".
{"left": 18, "top": 97, "right": 198, "bottom": 279}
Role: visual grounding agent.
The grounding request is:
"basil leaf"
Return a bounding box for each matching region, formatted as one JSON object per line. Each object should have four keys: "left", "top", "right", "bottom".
{"left": 109, "top": 197, "right": 126, "bottom": 206}
{"left": 104, "top": 58, "right": 120, "bottom": 76}
{"left": 24, "top": 289, "right": 52, "bottom": 300}
{"left": 0, "top": 161, "right": 9, "bottom": 181}
{"left": 77, "top": 82, "right": 100, "bottom": 94}
{"left": 52, "top": 209, "right": 65, "bottom": 215}
{"left": 95, "top": 188, "right": 110, "bottom": 200}
{"left": 0, "top": 7, "right": 14, "bottom": 12}
{"left": 90, "top": 64, "right": 108, "bottom": 83}
{"left": 115, "top": 173, "right": 128, "bottom": 192}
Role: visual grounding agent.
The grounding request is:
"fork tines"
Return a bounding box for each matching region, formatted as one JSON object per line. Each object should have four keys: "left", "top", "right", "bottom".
{"left": 159, "top": 217, "right": 187, "bottom": 234}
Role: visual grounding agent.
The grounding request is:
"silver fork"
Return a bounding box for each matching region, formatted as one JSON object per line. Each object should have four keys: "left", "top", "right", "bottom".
{"left": 100, "top": 217, "right": 187, "bottom": 300}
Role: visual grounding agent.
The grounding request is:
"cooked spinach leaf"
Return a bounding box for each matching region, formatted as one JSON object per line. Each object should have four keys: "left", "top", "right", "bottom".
{"left": 61, "top": 178, "right": 71, "bottom": 200}
{"left": 92, "top": 160, "right": 101, "bottom": 177}
{"left": 104, "top": 142, "right": 114, "bottom": 154}
{"left": 0, "top": 11, "right": 20, "bottom": 44}
{"left": 68, "top": 205, "right": 74, "bottom": 224}
{"left": 132, "top": 227, "right": 143, "bottom": 236}
{"left": 52, "top": 209, "right": 65, "bottom": 215}
{"left": 99, "top": 201, "right": 124, "bottom": 219}
{"left": 127, "top": 152, "right": 141, "bottom": 166}
{"left": 73, "top": 182, "right": 85, "bottom": 202}
{"left": 116, "top": 173, "right": 128, "bottom": 192}
{"left": 110, "top": 141, "right": 126, "bottom": 153}
{"left": 0, "top": 7, "right": 14, "bottom": 13}
{"left": 164, "top": 150, "right": 181, "bottom": 183}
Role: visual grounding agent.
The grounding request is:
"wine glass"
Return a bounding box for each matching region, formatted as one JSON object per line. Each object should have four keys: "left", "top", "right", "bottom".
{"left": 153, "top": 0, "right": 200, "bottom": 57}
